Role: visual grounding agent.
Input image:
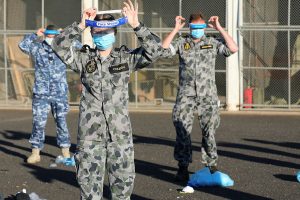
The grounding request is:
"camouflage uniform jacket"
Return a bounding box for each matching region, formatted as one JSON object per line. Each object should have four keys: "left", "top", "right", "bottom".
{"left": 19, "top": 34, "right": 68, "bottom": 98}
{"left": 52, "top": 22, "right": 162, "bottom": 143}
{"left": 163, "top": 34, "right": 232, "bottom": 99}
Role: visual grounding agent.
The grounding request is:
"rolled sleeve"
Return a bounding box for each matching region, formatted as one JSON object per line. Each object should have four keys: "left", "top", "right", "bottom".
{"left": 169, "top": 44, "right": 177, "bottom": 56}
{"left": 216, "top": 38, "right": 232, "bottom": 57}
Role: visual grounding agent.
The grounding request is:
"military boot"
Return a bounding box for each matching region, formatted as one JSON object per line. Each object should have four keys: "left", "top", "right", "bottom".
{"left": 61, "top": 147, "right": 71, "bottom": 158}
{"left": 27, "top": 148, "right": 41, "bottom": 164}
{"left": 175, "top": 165, "right": 189, "bottom": 182}
{"left": 208, "top": 165, "right": 218, "bottom": 174}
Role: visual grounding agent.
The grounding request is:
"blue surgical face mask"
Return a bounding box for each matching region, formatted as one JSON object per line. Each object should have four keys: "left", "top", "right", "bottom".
{"left": 45, "top": 37, "right": 54, "bottom": 45}
{"left": 92, "top": 32, "right": 116, "bottom": 50}
{"left": 191, "top": 29, "right": 205, "bottom": 39}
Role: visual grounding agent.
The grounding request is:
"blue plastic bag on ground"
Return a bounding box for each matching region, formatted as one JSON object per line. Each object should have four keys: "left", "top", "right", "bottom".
{"left": 297, "top": 171, "right": 300, "bottom": 182}
{"left": 187, "top": 167, "right": 234, "bottom": 187}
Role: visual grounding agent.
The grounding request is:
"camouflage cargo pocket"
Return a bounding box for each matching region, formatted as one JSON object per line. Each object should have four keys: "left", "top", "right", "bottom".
{"left": 110, "top": 71, "right": 130, "bottom": 105}
{"left": 110, "top": 71, "right": 130, "bottom": 87}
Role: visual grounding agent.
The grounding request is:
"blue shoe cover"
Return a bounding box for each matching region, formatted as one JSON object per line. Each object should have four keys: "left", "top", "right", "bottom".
{"left": 297, "top": 171, "right": 300, "bottom": 182}
{"left": 187, "top": 167, "right": 234, "bottom": 187}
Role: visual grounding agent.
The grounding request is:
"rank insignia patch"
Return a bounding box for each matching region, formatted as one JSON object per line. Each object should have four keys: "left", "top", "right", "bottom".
{"left": 184, "top": 42, "right": 191, "bottom": 50}
{"left": 85, "top": 59, "right": 97, "bottom": 73}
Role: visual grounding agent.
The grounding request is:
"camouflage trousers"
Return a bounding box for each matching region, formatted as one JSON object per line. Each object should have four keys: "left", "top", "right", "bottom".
{"left": 30, "top": 96, "right": 70, "bottom": 149}
{"left": 75, "top": 130, "right": 135, "bottom": 200}
{"left": 172, "top": 94, "right": 220, "bottom": 167}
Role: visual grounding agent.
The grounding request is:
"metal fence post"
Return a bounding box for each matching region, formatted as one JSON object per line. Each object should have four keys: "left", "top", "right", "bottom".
{"left": 226, "top": 0, "right": 240, "bottom": 111}
{"left": 288, "top": 0, "right": 291, "bottom": 109}
{"left": 3, "top": 0, "right": 7, "bottom": 104}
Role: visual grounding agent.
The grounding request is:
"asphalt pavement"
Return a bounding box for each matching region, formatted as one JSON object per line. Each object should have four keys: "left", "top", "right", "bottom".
{"left": 0, "top": 109, "right": 299, "bottom": 200}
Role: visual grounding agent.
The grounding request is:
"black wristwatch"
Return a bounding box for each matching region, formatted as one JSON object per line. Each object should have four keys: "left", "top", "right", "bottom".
{"left": 133, "top": 22, "right": 143, "bottom": 31}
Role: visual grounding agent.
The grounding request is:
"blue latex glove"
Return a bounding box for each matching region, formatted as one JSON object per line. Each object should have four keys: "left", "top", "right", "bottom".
{"left": 55, "top": 155, "right": 75, "bottom": 166}
{"left": 187, "top": 167, "right": 234, "bottom": 187}
{"left": 64, "top": 157, "right": 75, "bottom": 166}
{"left": 297, "top": 171, "right": 300, "bottom": 182}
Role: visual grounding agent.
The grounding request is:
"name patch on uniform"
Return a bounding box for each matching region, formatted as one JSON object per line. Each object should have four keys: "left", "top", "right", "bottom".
{"left": 184, "top": 42, "right": 191, "bottom": 50}
{"left": 109, "top": 63, "right": 129, "bottom": 74}
{"left": 85, "top": 59, "right": 97, "bottom": 73}
{"left": 200, "top": 44, "right": 213, "bottom": 49}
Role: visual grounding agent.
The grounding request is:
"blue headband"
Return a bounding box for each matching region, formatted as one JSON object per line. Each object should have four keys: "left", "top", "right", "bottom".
{"left": 189, "top": 23, "right": 207, "bottom": 29}
{"left": 86, "top": 17, "right": 128, "bottom": 28}
{"left": 44, "top": 30, "right": 60, "bottom": 35}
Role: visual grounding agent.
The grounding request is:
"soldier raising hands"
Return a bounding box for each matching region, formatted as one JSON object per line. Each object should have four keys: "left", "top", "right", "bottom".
{"left": 161, "top": 13, "right": 238, "bottom": 181}
{"left": 51, "top": 0, "right": 162, "bottom": 199}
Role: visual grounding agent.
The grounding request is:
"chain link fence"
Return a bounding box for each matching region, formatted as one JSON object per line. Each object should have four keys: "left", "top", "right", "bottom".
{"left": 99, "top": 0, "right": 228, "bottom": 108}
{"left": 3, "top": 1, "right": 299, "bottom": 110}
{"left": 240, "top": 0, "right": 300, "bottom": 109}
{"left": 0, "top": 0, "right": 228, "bottom": 108}
{"left": 0, "top": 0, "right": 81, "bottom": 106}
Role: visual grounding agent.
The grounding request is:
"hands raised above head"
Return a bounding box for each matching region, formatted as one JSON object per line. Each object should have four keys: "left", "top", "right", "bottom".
{"left": 208, "top": 16, "right": 222, "bottom": 31}
{"left": 78, "top": 1, "right": 139, "bottom": 30}
{"left": 79, "top": 8, "right": 97, "bottom": 29}
{"left": 36, "top": 28, "right": 45, "bottom": 37}
{"left": 174, "top": 16, "right": 186, "bottom": 31}
{"left": 122, "top": 0, "right": 139, "bottom": 29}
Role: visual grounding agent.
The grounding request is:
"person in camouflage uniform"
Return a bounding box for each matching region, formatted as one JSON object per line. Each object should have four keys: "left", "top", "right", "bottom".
{"left": 161, "top": 13, "right": 238, "bottom": 181}
{"left": 51, "top": 1, "right": 162, "bottom": 199}
{"left": 19, "top": 25, "right": 71, "bottom": 164}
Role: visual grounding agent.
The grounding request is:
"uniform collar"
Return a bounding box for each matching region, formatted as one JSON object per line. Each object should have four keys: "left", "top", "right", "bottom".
{"left": 187, "top": 34, "right": 212, "bottom": 46}
{"left": 96, "top": 48, "right": 116, "bottom": 63}
{"left": 110, "top": 48, "right": 119, "bottom": 58}
{"left": 42, "top": 41, "right": 53, "bottom": 52}
{"left": 188, "top": 33, "right": 206, "bottom": 39}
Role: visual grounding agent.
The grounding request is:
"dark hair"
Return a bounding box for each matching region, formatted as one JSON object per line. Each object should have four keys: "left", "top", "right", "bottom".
{"left": 92, "top": 14, "right": 117, "bottom": 34}
{"left": 46, "top": 24, "right": 57, "bottom": 30}
{"left": 189, "top": 13, "right": 205, "bottom": 23}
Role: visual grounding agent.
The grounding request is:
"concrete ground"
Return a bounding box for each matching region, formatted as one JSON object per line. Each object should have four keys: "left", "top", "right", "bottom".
{"left": 0, "top": 109, "right": 299, "bottom": 200}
